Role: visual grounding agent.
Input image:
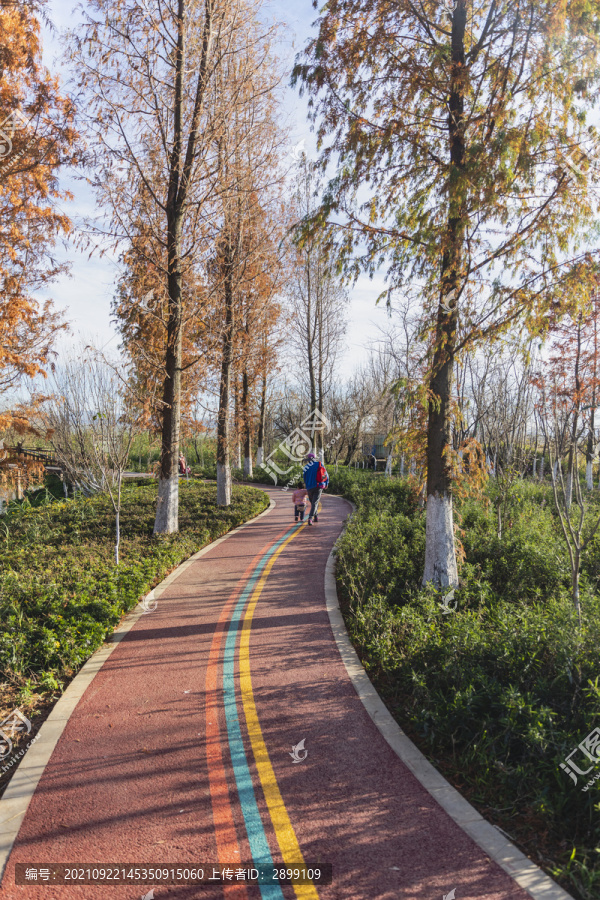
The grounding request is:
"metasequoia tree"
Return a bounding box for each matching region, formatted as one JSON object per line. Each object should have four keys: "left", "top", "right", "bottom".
{"left": 237, "top": 237, "right": 285, "bottom": 478}
{"left": 287, "top": 158, "right": 348, "bottom": 454}
{"left": 70, "top": 0, "right": 245, "bottom": 533}
{"left": 209, "top": 19, "right": 286, "bottom": 505}
{"left": 255, "top": 316, "right": 283, "bottom": 468}
{"left": 537, "top": 292, "right": 600, "bottom": 504}
{"left": 294, "top": 0, "right": 600, "bottom": 587}
{"left": 0, "top": 0, "right": 77, "bottom": 427}
{"left": 370, "top": 301, "right": 429, "bottom": 476}
{"left": 112, "top": 224, "right": 216, "bottom": 442}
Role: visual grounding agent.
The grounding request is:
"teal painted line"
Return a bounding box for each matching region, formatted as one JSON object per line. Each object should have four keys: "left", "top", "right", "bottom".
{"left": 223, "top": 525, "right": 297, "bottom": 900}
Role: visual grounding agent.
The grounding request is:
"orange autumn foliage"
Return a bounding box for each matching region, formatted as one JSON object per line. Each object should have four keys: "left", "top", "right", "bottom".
{"left": 0, "top": 0, "right": 79, "bottom": 426}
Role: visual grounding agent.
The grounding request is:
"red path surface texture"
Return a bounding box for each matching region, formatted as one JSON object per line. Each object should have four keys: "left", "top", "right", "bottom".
{"left": 0, "top": 488, "right": 535, "bottom": 899}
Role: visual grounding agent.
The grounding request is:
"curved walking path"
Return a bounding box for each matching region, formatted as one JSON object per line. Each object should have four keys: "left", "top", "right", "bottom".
{"left": 0, "top": 488, "right": 571, "bottom": 899}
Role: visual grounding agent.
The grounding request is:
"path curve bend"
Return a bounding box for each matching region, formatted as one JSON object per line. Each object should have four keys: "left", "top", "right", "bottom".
{"left": 0, "top": 488, "right": 572, "bottom": 900}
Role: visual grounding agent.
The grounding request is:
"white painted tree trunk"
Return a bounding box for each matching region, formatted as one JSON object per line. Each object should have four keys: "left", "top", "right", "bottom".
{"left": 256, "top": 446, "right": 264, "bottom": 467}
{"left": 234, "top": 441, "right": 241, "bottom": 469}
{"left": 552, "top": 460, "right": 559, "bottom": 482}
{"left": 410, "top": 458, "right": 416, "bottom": 475}
{"left": 422, "top": 493, "right": 459, "bottom": 587}
{"left": 400, "top": 455, "right": 405, "bottom": 476}
{"left": 154, "top": 476, "right": 179, "bottom": 533}
{"left": 243, "top": 455, "right": 253, "bottom": 477}
{"left": 217, "top": 462, "right": 231, "bottom": 506}
{"left": 532, "top": 458, "right": 537, "bottom": 478}
{"left": 539, "top": 456, "right": 544, "bottom": 480}
{"left": 586, "top": 460, "right": 593, "bottom": 490}
{"left": 385, "top": 453, "right": 392, "bottom": 476}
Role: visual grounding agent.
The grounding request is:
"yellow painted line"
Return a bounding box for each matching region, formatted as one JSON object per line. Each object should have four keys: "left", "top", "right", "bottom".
{"left": 239, "top": 524, "right": 320, "bottom": 900}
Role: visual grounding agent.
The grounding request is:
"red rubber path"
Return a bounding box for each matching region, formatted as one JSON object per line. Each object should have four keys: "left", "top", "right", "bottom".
{"left": 0, "top": 488, "right": 531, "bottom": 899}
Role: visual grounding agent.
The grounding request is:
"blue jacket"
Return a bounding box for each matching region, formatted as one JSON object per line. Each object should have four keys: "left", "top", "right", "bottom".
{"left": 303, "top": 458, "right": 329, "bottom": 490}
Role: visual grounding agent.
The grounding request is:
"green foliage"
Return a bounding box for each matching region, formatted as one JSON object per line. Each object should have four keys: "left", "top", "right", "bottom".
{"left": 334, "top": 470, "right": 600, "bottom": 899}
{"left": 0, "top": 481, "right": 268, "bottom": 684}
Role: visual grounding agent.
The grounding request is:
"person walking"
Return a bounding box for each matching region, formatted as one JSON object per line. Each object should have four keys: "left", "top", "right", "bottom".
{"left": 302, "top": 452, "right": 329, "bottom": 526}
{"left": 292, "top": 485, "right": 310, "bottom": 523}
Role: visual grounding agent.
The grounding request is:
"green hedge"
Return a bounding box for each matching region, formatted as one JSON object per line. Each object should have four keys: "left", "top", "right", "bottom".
{"left": 0, "top": 480, "right": 268, "bottom": 685}
{"left": 334, "top": 473, "right": 600, "bottom": 900}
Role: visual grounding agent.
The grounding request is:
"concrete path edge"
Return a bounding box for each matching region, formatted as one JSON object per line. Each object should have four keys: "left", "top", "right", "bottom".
{"left": 0, "top": 495, "right": 276, "bottom": 884}
{"left": 324, "top": 499, "right": 574, "bottom": 900}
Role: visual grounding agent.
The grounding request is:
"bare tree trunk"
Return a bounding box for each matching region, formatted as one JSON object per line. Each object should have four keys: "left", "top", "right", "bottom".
{"left": 572, "top": 555, "right": 582, "bottom": 627}
{"left": 586, "top": 329, "right": 597, "bottom": 489}
{"left": 242, "top": 368, "right": 253, "bottom": 476}
{"left": 154, "top": 213, "right": 183, "bottom": 534}
{"left": 233, "top": 373, "right": 241, "bottom": 469}
{"left": 217, "top": 246, "right": 234, "bottom": 506}
{"left": 317, "top": 288, "right": 324, "bottom": 457}
{"left": 256, "top": 372, "right": 267, "bottom": 466}
{"left": 566, "top": 318, "right": 582, "bottom": 510}
{"left": 540, "top": 439, "right": 546, "bottom": 480}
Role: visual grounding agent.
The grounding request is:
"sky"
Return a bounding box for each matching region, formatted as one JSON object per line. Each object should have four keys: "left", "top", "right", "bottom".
{"left": 38, "top": 0, "right": 393, "bottom": 378}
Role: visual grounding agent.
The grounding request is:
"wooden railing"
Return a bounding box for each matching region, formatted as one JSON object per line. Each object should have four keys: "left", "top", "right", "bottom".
{"left": 5, "top": 446, "right": 58, "bottom": 466}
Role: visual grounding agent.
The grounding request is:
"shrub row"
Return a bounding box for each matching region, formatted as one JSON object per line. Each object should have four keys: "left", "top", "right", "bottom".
{"left": 334, "top": 473, "right": 600, "bottom": 900}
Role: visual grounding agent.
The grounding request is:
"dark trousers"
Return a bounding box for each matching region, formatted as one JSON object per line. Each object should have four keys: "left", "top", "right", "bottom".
{"left": 294, "top": 505, "right": 306, "bottom": 521}
{"left": 307, "top": 487, "right": 322, "bottom": 519}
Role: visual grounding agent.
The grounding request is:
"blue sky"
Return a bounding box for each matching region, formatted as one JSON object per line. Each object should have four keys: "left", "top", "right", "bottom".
{"left": 39, "top": 0, "right": 391, "bottom": 378}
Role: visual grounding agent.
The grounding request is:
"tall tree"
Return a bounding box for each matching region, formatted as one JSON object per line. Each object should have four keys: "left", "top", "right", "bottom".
{"left": 0, "top": 0, "right": 77, "bottom": 427}
{"left": 210, "top": 16, "right": 286, "bottom": 505}
{"left": 288, "top": 159, "right": 348, "bottom": 453}
{"left": 539, "top": 291, "right": 600, "bottom": 504}
{"left": 71, "top": 0, "right": 236, "bottom": 533}
{"left": 294, "top": 0, "right": 600, "bottom": 587}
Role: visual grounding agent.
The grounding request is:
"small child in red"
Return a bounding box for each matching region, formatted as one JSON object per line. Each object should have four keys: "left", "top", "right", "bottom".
{"left": 292, "top": 487, "right": 309, "bottom": 522}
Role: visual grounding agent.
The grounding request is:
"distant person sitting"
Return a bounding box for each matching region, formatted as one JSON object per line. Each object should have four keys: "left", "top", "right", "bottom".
{"left": 178, "top": 453, "right": 190, "bottom": 476}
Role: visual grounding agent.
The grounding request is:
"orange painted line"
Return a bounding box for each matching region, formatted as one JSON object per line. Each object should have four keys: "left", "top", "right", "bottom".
{"left": 205, "top": 521, "right": 294, "bottom": 896}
